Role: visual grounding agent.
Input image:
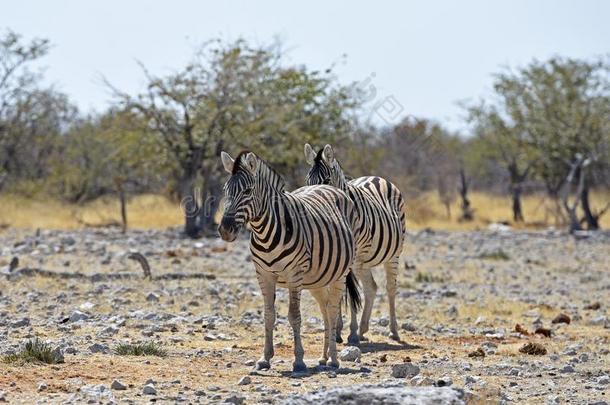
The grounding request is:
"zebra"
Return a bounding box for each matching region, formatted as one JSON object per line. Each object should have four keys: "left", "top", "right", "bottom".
{"left": 217, "top": 150, "right": 361, "bottom": 372}
{"left": 304, "top": 143, "right": 406, "bottom": 344}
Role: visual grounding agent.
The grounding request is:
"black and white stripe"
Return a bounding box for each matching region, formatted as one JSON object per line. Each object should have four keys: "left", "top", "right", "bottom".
{"left": 304, "top": 143, "right": 406, "bottom": 343}
{"left": 218, "top": 150, "right": 359, "bottom": 372}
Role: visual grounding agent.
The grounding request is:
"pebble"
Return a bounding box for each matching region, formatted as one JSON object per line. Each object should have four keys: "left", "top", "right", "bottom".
{"left": 238, "top": 376, "right": 251, "bottom": 385}
{"left": 339, "top": 346, "right": 361, "bottom": 362}
{"left": 597, "top": 375, "right": 610, "bottom": 385}
{"left": 111, "top": 380, "right": 127, "bottom": 390}
{"left": 88, "top": 343, "right": 108, "bottom": 354}
{"left": 11, "top": 318, "right": 30, "bottom": 328}
{"left": 146, "top": 293, "right": 160, "bottom": 303}
{"left": 142, "top": 384, "right": 157, "bottom": 395}
{"left": 401, "top": 322, "right": 417, "bottom": 332}
{"left": 560, "top": 365, "right": 575, "bottom": 373}
{"left": 37, "top": 383, "right": 47, "bottom": 392}
{"left": 391, "top": 363, "right": 420, "bottom": 378}
{"left": 69, "top": 311, "right": 89, "bottom": 322}
{"left": 0, "top": 391, "right": 5, "bottom": 402}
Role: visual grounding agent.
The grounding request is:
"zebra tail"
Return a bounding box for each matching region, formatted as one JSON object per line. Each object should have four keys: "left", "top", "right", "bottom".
{"left": 345, "top": 271, "right": 362, "bottom": 312}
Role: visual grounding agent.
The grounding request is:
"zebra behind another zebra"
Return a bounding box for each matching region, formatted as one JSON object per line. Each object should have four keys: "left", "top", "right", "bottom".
{"left": 217, "top": 150, "right": 361, "bottom": 372}
{"left": 304, "top": 143, "right": 406, "bottom": 344}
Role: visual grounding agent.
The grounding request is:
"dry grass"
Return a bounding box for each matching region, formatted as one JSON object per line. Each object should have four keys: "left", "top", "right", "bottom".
{"left": 0, "top": 190, "right": 608, "bottom": 231}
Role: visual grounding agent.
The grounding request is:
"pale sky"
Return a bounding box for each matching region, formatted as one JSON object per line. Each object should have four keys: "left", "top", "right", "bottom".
{"left": 2, "top": 0, "right": 608, "bottom": 133}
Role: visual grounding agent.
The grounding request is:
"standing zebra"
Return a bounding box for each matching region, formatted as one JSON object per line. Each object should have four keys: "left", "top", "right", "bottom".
{"left": 304, "top": 143, "right": 406, "bottom": 344}
{"left": 217, "top": 150, "right": 360, "bottom": 371}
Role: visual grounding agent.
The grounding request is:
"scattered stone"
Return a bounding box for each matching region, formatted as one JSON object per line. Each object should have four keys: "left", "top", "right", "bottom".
{"left": 283, "top": 384, "right": 465, "bottom": 404}
{"left": 10, "top": 317, "right": 30, "bottom": 328}
{"left": 401, "top": 322, "right": 417, "bottom": 332}
{"left": 589, "top": 316, "right": 608, "bottom": 326}
{"left": 88, "top": 343, "right": 108, "bottom": 354}
{"left": 597, "top": 375, "right": 610, "bottom": 385}
{"left": 69, "top": 311, "right": 89, "bottom": 322}
{"left": 584, "top": 302, "right": 601, "bottom": 310}
{"left": 515, "top": 324, "right": 530, "bottom": 335}
{"left": 225, "top": 394, "right": 245, "bottom": 405}
{"left": 146, "top": 293, "right": 160, "bottom": 303}
{"left": 436, "top": 377, "right": 453, "bottom": 387}
{"left": 552, "top": 313, "right": 571, "bottom": 324}
{"left": 0, "top": 391, "right": 6, "bottom": 402}
{"left": 142, "top": 384, "right": 157, "bottom": 395}
{"left": 391, "top": 363, "right": 420, "bottom": 378}
{"left": 37, "top": 383, "right": 47, "bottom": 392}
{"left": 339, "top": 346, "right": 361, "bottom": 362}
{"left": 519, "top": 342, "right": 547, "bottom": 356}
{"left": 378, "top": 317, "right": 390, "bottom": 327}
{"left": 560, "top": 365, "right": 575, "bottom": 373}
{"left": 535, "top": 327, "right": 552, "bottom": 337}
{"left": 468, "top": 348, "right": 485, "bottom": 358}
{"left": 111, "top": 380, "right": 127, "bottom": 390}
{"left": 244, "top": 359, "right": 256, "bottom": 366}
{"left": 237, "top": 376, "right": 251, "bottom": 385}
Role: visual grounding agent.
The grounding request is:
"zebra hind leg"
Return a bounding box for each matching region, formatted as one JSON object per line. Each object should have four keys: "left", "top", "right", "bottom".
{"left": 288, "top": 287, "right": 307, "bottom": 373}
{"left": 384, "top": 256, "right": 400, "bottom": 341}
{"left": 335, "top": 303, "right": 344, "bottom": 343}
{"left": 325, "top": 279, "right": 345, "bottom": 368}
{"left": 310, "top": 288, "right": 330, "bottom": 365}
{"left": 347, "top": 264, "right": 364, "bottom": 346}
{"left": 358, "top": 267, "right": 377, "bottom": 342}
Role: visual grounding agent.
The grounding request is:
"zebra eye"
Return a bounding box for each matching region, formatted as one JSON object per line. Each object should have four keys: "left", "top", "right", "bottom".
{"left": 323, "top": 178, "right": 331, "bottom": 185}
{"left": 242, "top": 188, "right": 252, "bottom": 196}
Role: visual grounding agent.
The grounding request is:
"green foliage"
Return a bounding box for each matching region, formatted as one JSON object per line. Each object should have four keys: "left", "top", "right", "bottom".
{"left": 115, "top": 342, "right": 167, "bottom": 357}
{"left": 3, "top": 338, "right": 64, "bottom": 365}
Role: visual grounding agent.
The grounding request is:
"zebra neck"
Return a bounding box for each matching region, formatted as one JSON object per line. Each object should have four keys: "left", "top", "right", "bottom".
{"left": 249, "top": 187, "right": 285, "bottom": 237}
{"left": 333, "top": 162, "right": 348, "bottom": 192}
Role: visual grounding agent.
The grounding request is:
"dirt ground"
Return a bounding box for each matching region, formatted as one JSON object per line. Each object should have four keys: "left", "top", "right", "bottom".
{"left": 0, "top": 227, "right": 608, "bottom": 404}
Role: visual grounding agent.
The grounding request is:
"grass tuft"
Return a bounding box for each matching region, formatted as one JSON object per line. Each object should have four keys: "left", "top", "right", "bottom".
{"left": 115, "top": 342, "right": 167, "bottom": 357}
{"left": 415, "top": 271, "right": 445, "bottom": 283}
{"left": 3, "top": 338, "right": 64, "bottom": 365}
{"left": 478, "top": 250, "right": 510, "bottom": 261}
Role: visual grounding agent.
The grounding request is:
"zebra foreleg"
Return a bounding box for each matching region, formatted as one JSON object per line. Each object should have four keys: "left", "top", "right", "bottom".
{"left": 347, "top": 263, "right": 363, "bottom": 346}
{"left": 288, "top": 287, "right": 307, "bottom": 373}
{"left": 326, "top": 279, "right": 345, "bottom": 368}
{"left": 310, "top": 288, "right": 330, "bottom": 365}
{"left": 384, "top": 257, "right": 400, "bottom": 341}
{"left": 255, "top": 271, "right": 277, "bottom": 370}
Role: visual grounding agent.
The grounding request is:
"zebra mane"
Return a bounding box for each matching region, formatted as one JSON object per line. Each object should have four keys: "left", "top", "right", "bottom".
{"left": 234, "top": 151, "right": 286, "bottom": 192}
{"left": 314, "top": 148, "right": 349, "bottom": 180}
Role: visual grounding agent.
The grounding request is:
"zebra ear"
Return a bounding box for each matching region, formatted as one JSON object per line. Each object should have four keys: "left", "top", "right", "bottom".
{"left": 304, "top": 143, "right": 316, "bottom": 165}
{"left": 322, "top": 144, "right": 334, "bottom": 164}
{"left": 244, "top": 152, "right": 258, "bottom": 175}
{"left": 221, "top": 151, "right": 234, "bottom": 174}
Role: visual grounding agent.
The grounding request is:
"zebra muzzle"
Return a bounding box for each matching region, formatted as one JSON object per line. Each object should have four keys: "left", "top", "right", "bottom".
{"left": 218, "top": 216, "right": 239, "bottom": 242}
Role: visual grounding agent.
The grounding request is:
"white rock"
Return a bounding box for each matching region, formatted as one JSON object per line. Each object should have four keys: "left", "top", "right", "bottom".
{"left": 339, "top": 346, "right": 361, "bottom": 362}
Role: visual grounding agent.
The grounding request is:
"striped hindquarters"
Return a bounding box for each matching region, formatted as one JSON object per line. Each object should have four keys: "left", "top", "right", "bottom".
{"left": 348, "top": 176, "right": 405, "bottom": 266}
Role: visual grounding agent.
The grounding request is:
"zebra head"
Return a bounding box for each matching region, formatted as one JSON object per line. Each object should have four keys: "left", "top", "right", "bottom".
{"left": 218, "top": 151, "right": 259, "bottom": 242}
{"left": 304, "top": 143, "right": 346, "bottom": 190}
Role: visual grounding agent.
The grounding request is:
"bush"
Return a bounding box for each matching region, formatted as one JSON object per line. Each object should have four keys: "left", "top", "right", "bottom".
{"left": 115, "top": 342, "right": 167, "bottom": 357}
{"left": 3, "top": 338, "right": 64, "bottom": 365}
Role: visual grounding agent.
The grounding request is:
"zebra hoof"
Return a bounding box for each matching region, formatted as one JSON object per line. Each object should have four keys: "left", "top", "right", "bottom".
{"left": 390, "top": 332, "right": 401, "bottom": 341}
{"left": 318, "top": 357, "right": 328, "bottom": 366}
{"left": 326, "top": 359, "right": 340, "bottom": 368}
{"left": 347, "top": 335, "right": 360, "bottom": 346}
{"left": 292, "top": 361, "right": 307, "bottom": 373}
{"left": 255, "top": 359, "right": 271, "bottom": 370}
{"left": 359, "top": 334, "right": 369, "bottom": 342}
{"left": 335, "top": 335, "right": 343, "bottom": 344}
